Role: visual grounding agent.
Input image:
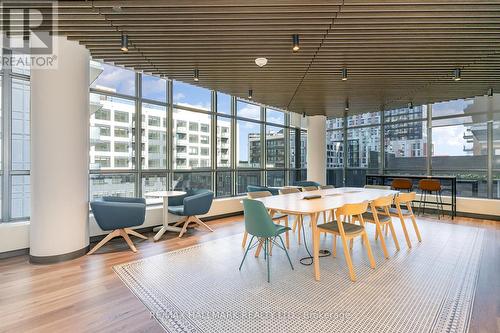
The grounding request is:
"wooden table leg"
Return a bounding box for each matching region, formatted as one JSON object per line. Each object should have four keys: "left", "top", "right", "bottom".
{"left": 310, "top": 212, "right": 321, "bottom": 281}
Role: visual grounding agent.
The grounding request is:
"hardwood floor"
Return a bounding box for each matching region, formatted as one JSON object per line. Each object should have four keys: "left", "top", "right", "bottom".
{"left": 0, "top": 215, "right": 497, "bottom": 333}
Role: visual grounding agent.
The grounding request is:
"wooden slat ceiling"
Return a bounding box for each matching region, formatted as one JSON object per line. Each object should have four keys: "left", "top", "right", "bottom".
{"left": 46, "top": 1, "right": 500, "bottom": 116}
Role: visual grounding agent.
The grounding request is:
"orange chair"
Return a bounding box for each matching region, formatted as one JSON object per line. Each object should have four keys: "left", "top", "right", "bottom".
{"left": 391, "top": 178, "right": 413, "bottom": 192}
{"left": 418, "top": 179, "right": 444, "bottom": 219}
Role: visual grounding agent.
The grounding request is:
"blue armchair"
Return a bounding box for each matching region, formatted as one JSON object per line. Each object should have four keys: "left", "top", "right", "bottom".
{"left": 169, "top": 189, "right": 215, "bottom": 237}
{"left": 88, "top": 197, "right": 148, "bottom": 254}
{"left": 294, "top": 180, "right": 321, "bottom": 188}
{"left": 247, "top": 185, "right": 279, "bottom": 196}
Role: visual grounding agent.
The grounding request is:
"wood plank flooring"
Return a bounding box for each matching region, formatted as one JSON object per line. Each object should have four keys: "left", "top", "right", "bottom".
{"left": 0, "top": 215, "right": 497, "bottom": 333}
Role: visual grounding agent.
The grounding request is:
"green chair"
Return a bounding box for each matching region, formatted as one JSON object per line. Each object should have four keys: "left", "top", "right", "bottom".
{"left": 239, "top": 198, "right": 294, "bottom": 282}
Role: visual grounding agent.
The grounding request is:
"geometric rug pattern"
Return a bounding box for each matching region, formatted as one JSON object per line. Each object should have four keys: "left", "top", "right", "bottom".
{"left": 114, "top": 220, "right": 484, "bottom": 333}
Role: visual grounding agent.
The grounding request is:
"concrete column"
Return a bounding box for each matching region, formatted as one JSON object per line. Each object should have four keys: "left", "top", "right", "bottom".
{"left": 30, "top": 36, "right": 90, "bottom": 263}
{"left": 307, "top": 115, "right": 327, "bottom": 185}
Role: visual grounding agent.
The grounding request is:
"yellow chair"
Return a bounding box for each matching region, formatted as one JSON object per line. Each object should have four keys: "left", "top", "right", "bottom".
{"left": 388, "top": 192, "right": 422, "bottom": 248}
{"left": 241, "top": 191, "right": 289, "bottom": 249}
{"left": 278, "top": 187, "right": 306, "bottom": 244}
{"left": 318, "top": 201, "right": 376, "bottom": 282}
{"left": 362, "top": 195, "right": 400, "bottom": 258}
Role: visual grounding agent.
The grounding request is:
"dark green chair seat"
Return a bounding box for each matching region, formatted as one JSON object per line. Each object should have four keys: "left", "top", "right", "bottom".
{"left": 168, "top": 205, "right": 184, "bottom": 215}
{"left": 388, "top": 207, "right": 411, "bottom": 216}
{"left": 362, "top": 211, "right": 391, "bottom": 223}
{"left": 318, "top": 221, "right": 364, "bottom": 235}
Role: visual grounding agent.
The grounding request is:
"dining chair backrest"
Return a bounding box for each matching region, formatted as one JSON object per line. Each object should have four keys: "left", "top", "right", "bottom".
{"left": 395, "top": 191, "right": 416, "bottom": 204}
{"left": 279, "top": 187, "right": 300, "bottom": 195}
{"left": 419, "top": 179, "right": 441, "bottom": 192}
{"left": 336, "top": 201, "right": 369, "bottom": 217}
{"left": 320, "top": 185, "right": 335, "bottom": 189}
{"left": 391, "top": 178, "right": 413, "bottom": 191}
{"left": 247, "top": 191, "right": 272, "bottom": 199}
{"left": 302, "top": 186, "right": 318, "bottom": 191}
{"left": 370, "top": 194, "right": 394, "bottom": 208}
{"left": 364, "top": 184, "right": 391, "bottom": 190}
{"left": 242, "top": 199, "right": 277, "bottom": 237}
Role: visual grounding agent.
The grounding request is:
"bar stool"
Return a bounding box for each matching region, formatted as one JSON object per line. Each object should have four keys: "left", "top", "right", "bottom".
{"left": 241, "top": 191, "right": 290, "bottom": 249}
{"left": 319, "top": 201, "right": 376, "bottom": 282}
{"left": 391, "top": 178, "right": 413, "bottom": 192}
{"left": 418, "top": 179, "right": 444, "bottom": 219}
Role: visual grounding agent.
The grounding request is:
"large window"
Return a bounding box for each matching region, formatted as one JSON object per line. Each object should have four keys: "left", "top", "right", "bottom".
{"left": 327, "top": 96, "right": 500, "bottom": 199}
{"left": 89, "top": 61, "right": 305, "bottom": 202}
{"left": 0, "top": 49, "right": 31, "bottom": 221}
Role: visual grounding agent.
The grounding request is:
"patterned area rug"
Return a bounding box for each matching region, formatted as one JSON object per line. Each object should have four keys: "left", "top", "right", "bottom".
{"left": 114, "top": 220, "right": 484, "bottom": 333}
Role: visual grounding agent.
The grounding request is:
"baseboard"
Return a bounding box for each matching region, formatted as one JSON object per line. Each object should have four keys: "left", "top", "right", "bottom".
{"left": 29, "top": 245, "right": 90, "bottom": 264}
{"left": 0, "top": 247, "right": 29, "bottom": 260}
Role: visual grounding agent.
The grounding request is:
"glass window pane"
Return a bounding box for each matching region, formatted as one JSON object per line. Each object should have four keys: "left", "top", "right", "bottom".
{"left": 384, "top": 105, "right": 426, "bottom": 123}
{"left": 494, "top": 121, "right": 500, "bottom": 170}
{"left": 237, "top": 100, "right": 260, "bottom": 120}
{"left": 11, "top": 175, "right": 30, "bottom": 219}
{"left": 267, "top": 170, "right": 285, "bottom": 187}
{"left": 384, "top": 120, "right": 427, "bottom": 172}
{"left": 266, "top": 108, "right": 285, "bottom": 125}
{"left": 326, "top": 130, "right": 344, "bottom": 168}
{"left": 327, "top": 117, "right": 344, "bottom": 130}
{"left": 326, "top": 169, "right": 343, "bottom": 187}
{"left": 493, "top": 171, "right": 500, "bottom": 199}
{"left": 90, "top": 174, "right": 136, "bottom": 200}
{"left": 289, "top": 129, "right": 296, "bottom": 168}
{"left": 289, "top": 169, "right": 307, "bottom": 185}
{"left": 346, "top": 126, "right": 380, "bottom": 168}
{"left": 237, "top": 120, "right": 261, "bottom": 168}
{"left": 173, "top": 109, "right": 211, "bottom": 169}
{"left": 142, "top": 175, "right": 167, "bottom": 204}
{"left": 432, "top": 99, "right": 474, "bottom": 118}
{"left": 12, "top": 52, "right": 30, "bottom": 75}
{"left": 142, "top": 74, "right": 167, "bottom": 102}
{"left": 90, "top": 62, "right": 135, "bottom": 96}
{"left": 0, "top": 78, "right": 2, "bottom": 168}
{"left": 236, "top": 170, "right": 261, "bottom": 194}
{"left": 290, "top": 112, "right": 307, "bottom": 129}
{"left": 347, "top": 111, "right": 380, "bottom": 127}
{"left": 217, "top": 116, "right": 231, "bottom": 168}
{"left": 216, "top": 171, "right": 232, "bottom": 197}
{"left": 217, "top": 92, "right": 231, "bottom": 115}
{"left": 173, "top": 80, "right": 211, "bottom": 111}
{"left": 142, "top": 103, "right": 167, "bottom": 169}
{"left": 265, "top": 125, "right": 285, "bottom": 168}
{"left": 173, "top": 172, "right": 212, "bottom": 191}
{"left": 433, "top": 170, "right": 487, "bottom": 198}
{"left": 300, "top": 130, "right": 307, "bottom": 168}
{"left": 11, "top": 79, "right": 30, "bottom": 170}
{"left": 90, "top": 94, "right": 135, "bottom": 170}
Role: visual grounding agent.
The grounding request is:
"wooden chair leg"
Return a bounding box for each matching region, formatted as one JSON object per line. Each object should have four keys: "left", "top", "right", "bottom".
{"left": 178, "top": 218, "right": 191, "bottom": 238}
{"left": 192, "top": 216, "right": 214, "bottom": 232}
{"left": 124, "top": 228, "right": 148, "bottom": 240}
{"left": 398, "top": 214, "right": 412, "bottom": 248}
{"left": 340, "top": 234, "right": 356, "bottom": 282}
{"left": 375, "top": 223, "right": 389, "bottom": 259}
{"left": 297, "top": 215, "right": 302, "bottom": 245}
{"left": 384, "top": 223, "right": 389, "bottom": 236}
{"left": 410, "top": 213, "right": 422, "bottom": 242}
{"left": 255, "top": 238, "right": 264, "bottom": 257}
{"left": 332, "top": 235, "right": 337, "bottom": 257}
{"left": 388, "top": 221, "right": 400, "bottom": 251}
{"left": 349, "top": 238, "right": 354, "bottom": 250}
{"left": 87, "top": 229, "right": 121, "bottom": 255}
{"left": 362, "top": 231, "right": 376, "bottom": 269}
{"left": 241, "top": 231, "right": 248, "bottom": 248}
{"left": 119, "top": 229, "right": 137, "bottom": 252}
{"left": 173, "top": 217, "right": 187, "bottom": 227}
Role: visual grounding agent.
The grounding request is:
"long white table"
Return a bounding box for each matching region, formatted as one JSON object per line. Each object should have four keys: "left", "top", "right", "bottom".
{"left": 255, "top": 187, "right": 398, "bottom": 281}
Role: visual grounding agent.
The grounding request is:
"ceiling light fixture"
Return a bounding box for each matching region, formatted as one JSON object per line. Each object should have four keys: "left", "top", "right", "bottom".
{"left": 292, "top": 34, "right": 300, "bottom": 52}
{"left": 487, "top": 88, "right": 493, "bottom": 97}
{"left": 248, "top": 89, "right": 253, "bottom": 99}
{"left": 255, "top": 57, "right": 268, "bottom": 67}
{"left": 453, "top": 68, "right": 461, "bottom": 81}
{"left": 341, "top": 68, "right": 348, "bottom": 81}
{"left": 345, "top": 99, "right": 350, "bottom": 111}
{"left": 120, "top": 34, "right": 129, "bottom": 52}
{"left": 193, "top": 68, "right": 199, "bottom": 82}
{"left": 408, "top": 102, "right": 414, "bottom": 109}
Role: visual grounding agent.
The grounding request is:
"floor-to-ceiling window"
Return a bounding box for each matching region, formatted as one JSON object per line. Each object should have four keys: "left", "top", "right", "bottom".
{"left": 89, "top": 60, "right": 306, "bottom": 202}
{"left": 1, "top": 49, "right": 31, "bottom": 222}
{"left": 327, "top": 94, "right": 500, "bottom": 199}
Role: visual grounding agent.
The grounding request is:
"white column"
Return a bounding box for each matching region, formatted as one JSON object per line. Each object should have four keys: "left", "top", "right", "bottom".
{"left": 307, "top": 115, "right": 327, "bottom": 185}
{"left": 30, "top": 36, "right": 90, "bottom": 263}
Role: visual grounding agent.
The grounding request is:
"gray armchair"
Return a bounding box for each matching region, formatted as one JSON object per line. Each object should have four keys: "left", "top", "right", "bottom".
{"left": 169, "top": 189, "right": 214, "bottom": 237}
{"left": 88, "top": 196, "right": 148, "bottom": 254}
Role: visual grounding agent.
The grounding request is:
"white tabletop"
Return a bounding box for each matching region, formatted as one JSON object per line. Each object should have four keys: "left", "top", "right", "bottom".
{"left": 145, "top": 190, "right": 186, "bottom": 198}
{"left": 255, "top": 187, "right": 398, "bottom": 214}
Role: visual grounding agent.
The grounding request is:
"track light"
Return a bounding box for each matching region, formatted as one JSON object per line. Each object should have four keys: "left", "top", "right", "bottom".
{"left": 248, "top": 89, "right": 253, "bottom": 99}
{"left": 487, "top": 88, "right": 493, "bottom": 97}
{"left": 345, "top": 99, "right": 350, "bottom": 111}
{"left": 453, "top": 68, "right": 461, "bottom": 81}
{"left": 292, "top": 34, "right": 300, "bottom": 52}
{"left": 341, "top": 68, "right": 348, "bottom": 81}
{"left": 193, "top": 68, "right": 199, "bottom": 82}
{"left": 408, "top": 102, "right": 414, "bottom": 109}
{"left": 120, "top": 34, "right": 129, "bottom": 52}
{"left": 302, "top": 112, "right": 306, "bottom": 118}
